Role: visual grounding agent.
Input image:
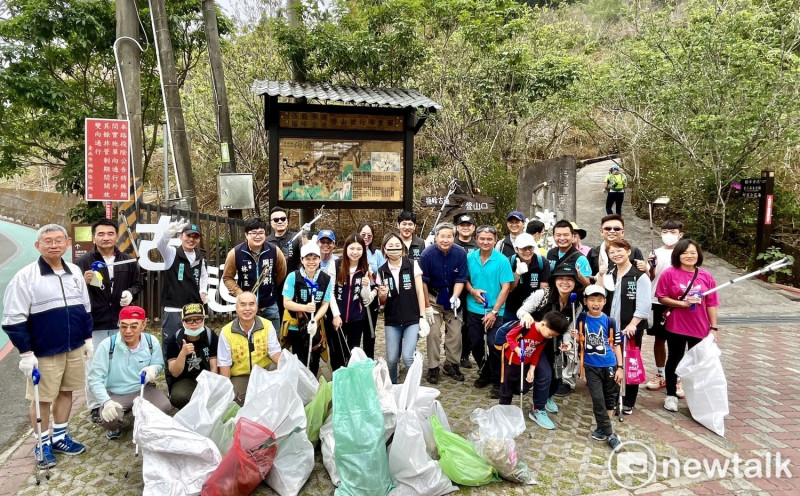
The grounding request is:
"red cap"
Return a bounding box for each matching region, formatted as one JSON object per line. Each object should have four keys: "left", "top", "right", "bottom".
{"left": 119, "top": 306, "right": 146, "bottom": 320}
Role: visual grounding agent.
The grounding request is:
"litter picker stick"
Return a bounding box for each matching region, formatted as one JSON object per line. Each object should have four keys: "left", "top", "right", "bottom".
{"left": 520, "top": 339, "right": 525, "bottom": 411}
{"left": 478, "top": 297, "right": 491, "bottom": 377}
{"left": 702, "top": 258, "right": 792, "bottom": 296}
{"left": 291, "top": 205, "right": 326, "bottom": 243}
{"left": 618, "top": 333, "right": 625, "bottom": 423}
{"left": 32, "top": 367, "right": 50, "bottom": 484}
{"left": 570, "top": 292, "right": 578, "bottom": 370}
{"left": 135, "top": 371, "right": 145, "bottom": 457}
{"left": 430, "top": 180, "right": 459, "bottom": 235}
{"left": 308, "top": 287, "right": 317, "bottom": 370}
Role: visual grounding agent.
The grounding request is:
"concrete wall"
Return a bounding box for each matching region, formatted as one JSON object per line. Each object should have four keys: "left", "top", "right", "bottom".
{"left": 0, "top": 188, "right": 79, "bottom": 229}
{"left": 516, "top": 155, "right": 577, "bottom": 222}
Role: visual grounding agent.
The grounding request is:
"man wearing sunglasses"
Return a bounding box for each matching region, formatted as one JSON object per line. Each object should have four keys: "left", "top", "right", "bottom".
{"left": 586, "top": 214, "right": 646, "bottom": 277}
{"left": 266, "top": 207, "right": 305, "bottom": 274}
{"left": 223, "top": 217, "right": 287, "bottom": 332}
{"left": 164, "top": 303, "right": 218, "bottom": 409}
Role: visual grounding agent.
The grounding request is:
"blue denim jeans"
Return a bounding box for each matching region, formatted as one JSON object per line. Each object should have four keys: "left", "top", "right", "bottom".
{"left": 385, "top": 323, "right": 419, "bottom": 384}
{"left": 258, "top": 303, "right": 281, "bottom": 333}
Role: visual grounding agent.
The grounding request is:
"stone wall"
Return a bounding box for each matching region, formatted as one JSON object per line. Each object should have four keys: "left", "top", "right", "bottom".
{"left": 0, "top": 188, "right": 79, "bottom": 228}
{"left": 516, "top": 155, "right": 577, "bottom": 222}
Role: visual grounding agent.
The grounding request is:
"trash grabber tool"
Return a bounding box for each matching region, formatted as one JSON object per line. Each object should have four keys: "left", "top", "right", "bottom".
{"left": 520, "top": 339, "right": 525, "bottom": 411}
{"left": 32, "top": 367, "right": 50, "bottom": 484}
{"left": 478, "top": 297, "right": 491, "bottom": 377}
{"left": 308, "top": 286, "right": 318, "bottom": 370}
{"left": 702, "top": 257, "right": 792, "bottom": 296}
{"left": 291, "top": 205, "right": 326, "bottom": 243}
{"left": 429, "top": 180, "right": 459, "bottom": 236}
{"left": 569, "top": 292, "right": 578, "bottom": 375}
{"left": 135, "top": 370, "right": 146, "bottom": 457}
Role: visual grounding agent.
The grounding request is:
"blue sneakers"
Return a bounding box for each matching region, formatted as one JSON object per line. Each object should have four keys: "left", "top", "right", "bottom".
{"left": 545, "top": 397, "right": 559, "bottom": 413}
{"left": 529, "top": 409, "right": 556, "bottom": 430}
{"left": 591, "top": 428, "right": 608, "bottom": 441}
{"left": 34, "top": 443, "right": 57, "bottom": 468}
{"left": 106, "top": 428, "right": 122, "bottom": 440}
{"left": 51, "top": 434, "right": 86, "bottom": 456}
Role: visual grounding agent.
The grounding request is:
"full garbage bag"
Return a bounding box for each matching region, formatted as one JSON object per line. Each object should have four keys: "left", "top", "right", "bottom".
{"left": 202, "top": 418, "right": 278, "bottom": 496}
{"left": 431, "top": 415, "right": 501, "bottom": 487}
{"left": 208, "top": 401, "right": 240, "bottom": 455}
{"left": 320, "top": 415, "right": 340, "bottom": 487}
{"left": 675, "top": 334, "right": 728, "bottom": 437}
{"left": 333, "top": 359, "right": 394, "bottom": 496}
{"left": 388, "top": 352, "right": 456, "bottom": 496}
{"left": 173, "top": 370, "right": 234, "bottom": 437}
{"left": 305, "top": 376, "right": 333, "bottom": 446}
{"left": 133, "top": 397, "right": 221, "bottom": 496}
{"left": 393, "top": 384, "right": 450, "bottom": 459}
{"left": 467, "top": 405, "right": 535, "bottom": 484}
{"left": 277, "top": 350, "right": 320, "bottom": 405}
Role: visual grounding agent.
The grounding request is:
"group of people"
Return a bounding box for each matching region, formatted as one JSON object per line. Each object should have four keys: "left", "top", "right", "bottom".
{"left": 2, "top": 203, "right": 720, "bottom": 468}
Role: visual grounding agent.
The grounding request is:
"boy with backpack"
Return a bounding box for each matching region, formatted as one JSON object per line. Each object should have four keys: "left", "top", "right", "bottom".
{"left": 576, "top": 285, "right": 623, "bottom": 449}
{"left": 497, "top": 311, "right": 570, "bottom": 430}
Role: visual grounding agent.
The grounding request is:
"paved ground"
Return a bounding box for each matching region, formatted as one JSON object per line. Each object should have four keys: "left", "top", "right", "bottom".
{"left": 1, "top": 161, "right": 799, "bottom": 495}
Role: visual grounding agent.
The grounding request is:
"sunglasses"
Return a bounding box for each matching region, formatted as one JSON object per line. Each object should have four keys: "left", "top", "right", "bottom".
{"left": 602, "top": 226, "right": 624, "bottom": 232}
{"left": 271, "top": 217, "right": 287, "bottom": 222}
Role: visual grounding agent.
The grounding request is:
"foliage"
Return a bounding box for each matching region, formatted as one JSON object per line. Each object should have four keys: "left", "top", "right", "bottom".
{"left": 756, "top": 247, "right": 795, "bottom": 283}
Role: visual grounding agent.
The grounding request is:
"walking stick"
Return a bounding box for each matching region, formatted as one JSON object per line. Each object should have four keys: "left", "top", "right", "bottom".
{"left": 32, "top": 368, "right": 50, "bottom": 484}
{"left": 135, "top": 370, "right": 146, "bottom": 457}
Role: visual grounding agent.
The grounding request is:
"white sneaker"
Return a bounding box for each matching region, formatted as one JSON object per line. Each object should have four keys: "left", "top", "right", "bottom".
{"left": 664, "top": 395, "right": 679, "bottom": 412}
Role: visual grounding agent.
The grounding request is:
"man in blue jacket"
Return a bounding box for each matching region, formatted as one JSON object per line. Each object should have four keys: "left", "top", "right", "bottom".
{"left": 2, "top": 224, "right": 93, "bottom": 468}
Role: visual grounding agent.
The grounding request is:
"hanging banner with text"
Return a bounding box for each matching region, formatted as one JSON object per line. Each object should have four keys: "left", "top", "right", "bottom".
{"left": 85, "top": 118, "right": 130, "bottom": 202}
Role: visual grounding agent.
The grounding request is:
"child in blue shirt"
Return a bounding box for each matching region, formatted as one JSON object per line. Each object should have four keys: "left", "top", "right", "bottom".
{"left": 577, "top": 285, "right": 623, "bottom": 449}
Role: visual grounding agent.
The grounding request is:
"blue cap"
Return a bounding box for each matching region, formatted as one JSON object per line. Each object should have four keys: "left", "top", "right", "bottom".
{"left": 318, "top": 229, "right": 336, "bottom": 242}
{"left": 507, "top": 211, "right": 525, "bottom": 221}
{"left": 610, "top": 164, "right": 620, "bottom": 170}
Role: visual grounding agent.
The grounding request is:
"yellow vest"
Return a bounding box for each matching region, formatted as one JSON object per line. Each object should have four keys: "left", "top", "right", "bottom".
{"left": 222, "top": 316, "right": 274, "bottom": 376}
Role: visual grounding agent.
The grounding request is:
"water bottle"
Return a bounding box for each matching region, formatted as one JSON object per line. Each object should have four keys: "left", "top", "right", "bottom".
{"left": 689, "top": 292, "right": 701, "bottom": 310}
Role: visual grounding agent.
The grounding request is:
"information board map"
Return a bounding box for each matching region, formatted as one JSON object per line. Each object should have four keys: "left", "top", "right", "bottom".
{"left": 279, "top": 138, "right": 403, "bottom": 201}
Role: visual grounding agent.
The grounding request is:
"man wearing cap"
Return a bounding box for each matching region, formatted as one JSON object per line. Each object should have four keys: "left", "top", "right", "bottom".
{"left": 317, "top": 229, "right": 339, "bottom": 272}
{"left": 3, "top": 224, "right": 93, "bottom": 467}
{"left": 586, "top": 214, "right": 646, "bottom": 277}
{"left": 157, "top": 218, "right": 208, "bottom": 365}
{"left": 88, "top": 306, "right": 170, "bottom": 440}
{"left": 604, "top": 163, "right": 627, "bottom": 215}
{"left": 571, "top": 222, "right": 591, "bottom": 256}
{"left": 222, "top": 217, "right": 287, "bottom": 332}
{"left": 218, "top": 292, "right": 283, "bottom": 405}
{"left": 75, "top": 218, "right": 142, "bottom": 423}
{"left": 454, "top": 213, "right": 478, "bottom": 369}
{"left": 496, "top": 210, "right": 526, "bottom": 257}
{"left": 397, "top": 211, "right": 427, "bottom": 261}
{"left": 506, "top": 233, "right": 551, "bottom": 324}
{"left": 165, "top": 303, "right": 218, "bottom": 409}
{"left": 547, "top": 220, "right": 592, "bottom": 288}
{"left": 418, "top": 223, "right": 468, "bottom": 384}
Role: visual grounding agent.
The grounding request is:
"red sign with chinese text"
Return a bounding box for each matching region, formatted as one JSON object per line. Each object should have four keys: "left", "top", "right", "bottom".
{"left": 765, "top": 194, "right": 773, "bottom": 225}
{"left": 85, "top": 118, "right": 130, "bottom": 202}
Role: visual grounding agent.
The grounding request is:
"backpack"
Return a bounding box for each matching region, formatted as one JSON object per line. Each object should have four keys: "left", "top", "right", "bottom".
{"left": 109, "top": 332, "right": 154, "bottom": 358}
{"left": 494, "top": 319, "right": 523, "bottom": 352}
{"left": 511, "top": 253, "right": 545, "bottom": 274}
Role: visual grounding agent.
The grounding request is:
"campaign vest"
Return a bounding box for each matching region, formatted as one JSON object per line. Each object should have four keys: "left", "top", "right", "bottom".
{"left": 332, "top": 259, "right": 367, "bottom": 323}
{"left": 162, "top": 247, "right": 204, "bottom": 308}
{"left": 506, "top": 253, "right": 547, "bottom": 315}
{"left": 546, "top": 246, "right": 582, "bottom": 273}
{"left": 291, "top": 269, "right": 330, "bottom": 306}
{"left": 407, "top": 235, "right": 426, "bottom": 261}
{"left": 378, "top": 258, "right": 419, "bottom": 327}
{"left": 233, "top": 241, "right": 279, "bottom": 309}
{"left": 221, "top": 316, "right": 274, "bottom": 377}
{"left": 603, "top": 265, "right": 648, "bottom": 332}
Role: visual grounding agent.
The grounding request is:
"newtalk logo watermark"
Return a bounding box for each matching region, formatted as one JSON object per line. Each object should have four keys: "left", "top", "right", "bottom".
{"left": 607, "top": 441, "right": 793, "bottom": 490}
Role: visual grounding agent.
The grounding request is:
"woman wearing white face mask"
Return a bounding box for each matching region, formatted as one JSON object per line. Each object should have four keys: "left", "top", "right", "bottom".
{"left": 644, "top": 220, "right": 685, "bottom": 395}
{"left": 165, "top": 303, "right": 218, "bottom": 409}
{"left": 376, "top": 232, "right": 428, "bottom": 384}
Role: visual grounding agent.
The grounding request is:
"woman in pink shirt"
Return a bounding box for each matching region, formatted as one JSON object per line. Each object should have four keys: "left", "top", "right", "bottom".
{"left": 655, "top": 239, "right": 720, "bottom": 413}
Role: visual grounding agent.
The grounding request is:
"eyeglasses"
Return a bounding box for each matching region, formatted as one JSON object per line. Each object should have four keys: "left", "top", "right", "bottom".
{"left": 247, "top": 230, "right": 266, "bottom": 237}
{"left": 182, "top": 318, "right": 204, "bottom": 325}
{"left": 360, "top": 233, "right": 373, "bottom": 238}
{"left": 119, "top": 323, "right": 142, "bottom": 331}
{"left": 39, "top": 238, "right": 68, "bottom": 247}
{"left": 271, "top": 217, "right": 287, "bottom": 223}
{"left": 602, "top": 226, "right": 624, "bottom": 232}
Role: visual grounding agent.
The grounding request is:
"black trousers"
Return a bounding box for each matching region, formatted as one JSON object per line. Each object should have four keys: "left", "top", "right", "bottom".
{"left": 665, "top": 332, "right": 702, "bottom": 396}
{"left": 606, "top": 191, "right": 624, "bottom": 214}
{"left": 343, "top": 318, "right": 375, "bottom": 359}
{"left": 468, "top": 312, "right": 502, "bottom": 386}
{"left": 324, "top": 314, "right": 350, "bottom": 372}
{"left": 285, "top": 328, "right": 322, "bottom": 376}
{"left": 585, "top": 365, "right": 619, "bottom": 435}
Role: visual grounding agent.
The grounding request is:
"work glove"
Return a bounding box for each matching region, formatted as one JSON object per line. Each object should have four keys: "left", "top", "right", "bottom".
{"left": 519, "top": 312, "right": 534, "bottom": 329}
{"left": 300, "top": 222, "right": 312, "bottom": 234}
{"left": 166, "top": 218, "right": 189, "bottom": 237}
{"left": 418, "top": 317, "right": 430, "bottom": 338}
{"left": 449, "top": 295, "right": 461, "bottom": 311}
{"left": 515, "top": 261, "right": 529, "bottom": 276}
{"left": 139, "top": 365, "right": 159, "bottom": 384}
{"left": 101, "top": 401, "right": 123, "bottom": 422}
{"left": 425, "top": 306, "right": 438, "bottom": 326}
{"left": 19, "top": 353, "right": 38, "bottom": 378}
{"left": 83, "top": 339, "right": 94, "bottom": 361}
{"left": 360, "top": 286, "right": 374, "bottom": 305}
{"left": 120, "top": 290, "right": 133, "bottom": 306}
{"left": 307, "top": 319, "right": 317, "bottom": 337}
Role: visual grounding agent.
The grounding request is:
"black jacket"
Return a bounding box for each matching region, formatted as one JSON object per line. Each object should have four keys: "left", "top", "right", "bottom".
{"left": 75, "top": 247, "right": 142, "bottom": 330}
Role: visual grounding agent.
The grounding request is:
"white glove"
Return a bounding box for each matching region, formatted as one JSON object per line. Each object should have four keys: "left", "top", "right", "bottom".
{"left": 519, "top": 312, "right": 534, "bottom": 328}
{"left": 300, "top": 222, "right": 312, "bottom": 234}
{"left": 449, "top": 295, "right": 461, "bottom": 311}
{"left": 166, "top": 218, "right": 189, "bottom": 237}
{"left": 19, "top": 353, "right": 38, "bottom": 378}
{"left": 101, "top": 400, "right": 122, "bottom": 422}
{"left": 83, "top": 339, "right": 94, "bottom": 361}
{"left": 307, "top": 319, "right": 317, "bottom": 337}
{"left": 360, "top": 286, "right": 374, "bottom": 305}
{"left": 140, "top": 365, "right": 159, "bottom": 384}
{"left": 418, "top": 317, "right": 430, "bottom": 338}
{"left": 515, "top": 261, "right": 529, "bottom": 276}
{"left": 425, "top": 306, "right": 438, "bottom": 326}
{"left": 120, "top": 290, "right": 133, "bottom": 306}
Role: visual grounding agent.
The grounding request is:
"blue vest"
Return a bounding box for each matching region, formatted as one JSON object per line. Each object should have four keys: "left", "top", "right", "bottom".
{"left": 332, "top": 259, "right": 368, "bottom": 323}
{"left": 378, "top": 258, "right": 419, "bottom": 327}
{"left": 233, "top": 241, "right": 278, "bottom": 309}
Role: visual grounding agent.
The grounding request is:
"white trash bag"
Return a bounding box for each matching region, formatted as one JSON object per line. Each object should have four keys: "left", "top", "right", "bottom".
{"left": 277, "top": 349, "right": 319, "bottom": 405}
{"left": 467, "top": 405, "right": 535, "bottom": 484}
{"left": 134, "top": 397, "right": 222, "bottom": 496}
{"left": 373, "top": 357, "right": 398, "bottom": 441}
{"left": 388, "top": 352, "right": 456, "bottom": 496}
{"left": 173, "top": 370, "right": 234, "bottom": 437}
{"left": 320, "top": 415, "right": 340, "bottom": 487}
{"left": 675, "top": 334, "right": 729, "bottom": 437}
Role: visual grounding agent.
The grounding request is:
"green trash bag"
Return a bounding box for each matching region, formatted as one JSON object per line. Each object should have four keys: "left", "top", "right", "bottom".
{"left": 431, "top": 415, "right": 501, "bottom": 486}
{"left": 333, "top": 359, "right": 394, "bottom": 496}
{"left": 305, "top": 376, "right": 333, "bottom": 446}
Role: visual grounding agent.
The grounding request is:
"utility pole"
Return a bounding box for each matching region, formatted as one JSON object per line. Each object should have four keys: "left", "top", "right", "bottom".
{"left": 202, "top": 0, "right": 241, "bottom": 219}
{"left": 287, "top": 0, "right": 313, "bottom": 226}
{"left": 115, "top": 0, "right": 143, "bottom": 181}
{"left": 149, "top": 0, "right": 197, "bottom": 211}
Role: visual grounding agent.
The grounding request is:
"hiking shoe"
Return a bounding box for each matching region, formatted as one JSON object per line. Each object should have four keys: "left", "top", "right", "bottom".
{"left": 664, "top": 395, "right": 679, "bottom": 412}
{"left": 426, "top": 367, "right": 440, "bottom": 385}
{"left": 545, "top": 397, "right": 559, "bottom": 413}
{"left": 554, "top": 383, "right": 573, "bottom": 397}
{"left": 490, "top": 384, "right": 501, "bottom": 399}
{"left": 622, "top": 406, "right": 633, "bottom": 415}
{"left": 106, "top": 428, "right": 122, "bottom": 440}
{"left": 473, "top": 376, "right": 491, "bottom": 388}
{"left": 442, "top": 362, "right": 465, "bottom": 382}
{"left": 607, "top": 433, "right": 621, "bottom": 450}
{"left": 591, "top": 428, "right": 608, "bottom": 441}
{"left": 90, "top": 407, "right": 101, "bottom": 424}
{"left": 529, "top": 409, "right": 556, "bottom": 430}
{"left": 34, "top": 443, "right": 57, "bottom": 468}
{"left": 51, "top": 434, "right": 85, "bottom": 456}
{"left": 460, "top": 356, "right": 473, "bottom": 369}
{"left": 646, "top": 374, "right": 666, "bottom": 391}
{"left": 676, "top": 379, "right": 686, "bottom": 399}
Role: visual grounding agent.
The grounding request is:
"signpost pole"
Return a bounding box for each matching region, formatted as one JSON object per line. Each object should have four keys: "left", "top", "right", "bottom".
{"left": 755, "top": 169, "right": 775, "bottom": 264}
